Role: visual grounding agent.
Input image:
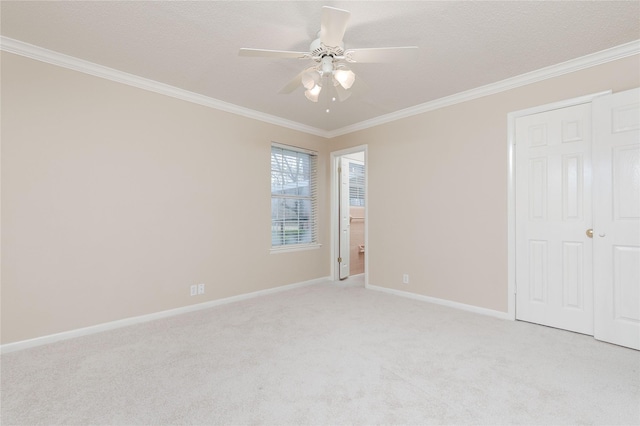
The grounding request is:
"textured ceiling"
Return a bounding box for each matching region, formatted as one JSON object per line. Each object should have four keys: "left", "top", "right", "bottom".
{"left": 2, "top": 1, "right": 639, "bottom": 133}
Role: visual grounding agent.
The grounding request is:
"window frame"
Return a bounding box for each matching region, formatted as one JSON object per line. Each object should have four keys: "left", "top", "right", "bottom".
{"left": 348, "top": 160, "right": 365, "bottom": 207}
{"left": 270, "top": 143, "right": 320, "bottom": 253}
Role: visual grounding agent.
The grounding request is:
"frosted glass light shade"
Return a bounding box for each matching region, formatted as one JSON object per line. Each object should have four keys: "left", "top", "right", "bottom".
{"left": 305, "top": 84, "right": 322, "bottom": 102}
{"left": 302, "top": 70, "right": 320, "bottom": 90}
{"left": 334, "top": 69, "right": 355, "bottom": 89}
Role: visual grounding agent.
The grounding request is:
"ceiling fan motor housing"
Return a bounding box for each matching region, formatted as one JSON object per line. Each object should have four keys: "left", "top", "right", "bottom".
{"left": 310, "top": 37, "right": 345, "bottom": 60}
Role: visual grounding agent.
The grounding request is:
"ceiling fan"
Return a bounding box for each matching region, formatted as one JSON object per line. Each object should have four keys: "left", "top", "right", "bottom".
{"left": 239, "top": 6, "right": 418, "bottom": 104}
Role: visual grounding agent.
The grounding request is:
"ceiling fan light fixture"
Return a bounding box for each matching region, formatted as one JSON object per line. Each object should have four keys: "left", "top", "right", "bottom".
{"left": 321, "top": 55, "right": 334, "bottom": 73}
{"left": 301, "top": 70, "right": 320, "bottom": 90}
{"left": 305, "top": 84, "right": 322, "bottom": 102}
{"left": 334, "top": 68, "right": 355, "bottom": 89}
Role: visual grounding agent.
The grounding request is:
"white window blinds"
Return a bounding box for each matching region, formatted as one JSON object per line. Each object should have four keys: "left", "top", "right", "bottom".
{"left": 349, "top": 161, "right": 365, "bottom": 206}
{"left": 271, "top": 144, "right": 318, "bottom": 248}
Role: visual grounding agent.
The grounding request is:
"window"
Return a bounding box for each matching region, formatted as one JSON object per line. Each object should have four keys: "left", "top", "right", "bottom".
{"left": 271, "top": 143, "right": 318, "bottom": 249}
{"left": 349, "top": 161, "right": 365, "bottom": 206}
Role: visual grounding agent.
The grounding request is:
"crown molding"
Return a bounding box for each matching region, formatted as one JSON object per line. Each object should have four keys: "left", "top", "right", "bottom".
{"left": 2, "top": 36, "right": 638, "bottom": 139}
{"left": 326, "top": 39, "right": 640, "bottom": 138}
{"left": 0, "top": 36, "right": 330, "bottom": 138}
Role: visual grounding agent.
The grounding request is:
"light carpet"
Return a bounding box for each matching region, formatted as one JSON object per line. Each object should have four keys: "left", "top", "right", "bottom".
{"left": 2, "top": 278, "right": 639, "bottom": 425}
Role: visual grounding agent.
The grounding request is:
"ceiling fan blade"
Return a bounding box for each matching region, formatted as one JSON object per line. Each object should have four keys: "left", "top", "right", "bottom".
{"left": 320, "top": 6, "right": 350, "bottom": 47}
{"left": 349, "top": 73, "right": 370, "bottom": 99}
{"left": 239, "top": 48, "right": 309, "bottom": 59}
{"left": 279, "top": 71, "right": 304, "bottom": 94}
{"left": 345, "top": 46, "right": 419, "bottom": 63}
{"left": 279, "top": 67, "right": 320, "bottom": 94}
{"left": 334, "top": 84, "right": 352, "bottom": 102}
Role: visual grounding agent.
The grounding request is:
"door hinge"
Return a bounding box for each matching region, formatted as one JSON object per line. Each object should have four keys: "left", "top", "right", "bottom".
{"left": 338, "top": 257, "right": 342, "bottom": 263}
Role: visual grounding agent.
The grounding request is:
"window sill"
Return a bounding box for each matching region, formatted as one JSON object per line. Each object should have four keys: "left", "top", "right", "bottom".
{"left": 270, "top": 243, "right": 322, "bottom": 254}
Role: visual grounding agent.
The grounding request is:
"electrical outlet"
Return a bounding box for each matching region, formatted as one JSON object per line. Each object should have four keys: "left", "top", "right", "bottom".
{"left": 190, "top": 285, "right": 198, "bottom": 296}
{"left": 403, "top": 274, "right": 409, "bottom": 284}
{"left": 197, "top": 283, "right": 205, "bottom": 295}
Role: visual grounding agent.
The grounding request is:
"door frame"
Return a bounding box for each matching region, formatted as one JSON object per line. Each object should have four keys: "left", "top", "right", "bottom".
{"left": 506, "top": 91, "right": 610, "bottom": 321}
{"left": 330, "top": 145, "right": 368, "bottom": 283}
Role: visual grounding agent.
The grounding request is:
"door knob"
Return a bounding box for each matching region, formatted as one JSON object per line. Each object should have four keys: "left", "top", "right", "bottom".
{"left": 586, "top": 229, "right": 593, "bottom": 238}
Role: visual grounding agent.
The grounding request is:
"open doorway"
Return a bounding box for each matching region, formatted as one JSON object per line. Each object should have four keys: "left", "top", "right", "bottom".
{"left": 330, "top": 146, "right": 367, "bottom": 284}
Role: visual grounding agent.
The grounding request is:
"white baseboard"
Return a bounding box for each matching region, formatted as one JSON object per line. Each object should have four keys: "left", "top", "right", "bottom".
{"left": 1, "top": 276, "right": 330, "bottom": 354}
{"left": 365, "top": 283, "right": 511, "bottom": 321}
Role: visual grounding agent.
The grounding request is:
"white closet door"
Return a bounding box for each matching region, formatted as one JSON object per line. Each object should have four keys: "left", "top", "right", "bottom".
{"left": 515, "top": 103, "right": 594, "bottom": 335}
{"left": 593, "top": 88, "right": 640, "bottom": 350}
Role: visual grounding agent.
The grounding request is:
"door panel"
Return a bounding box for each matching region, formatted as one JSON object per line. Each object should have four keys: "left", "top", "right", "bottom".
{"left": 562, "top": 241, "right": 584, "bottom": 309}
{"left": 515, "top": 103, "right": 594, "bottom": 335}
{"left": 593, "top": 88, "right": 640, "bottom": 350}
{"left": 528, "top": 240, "right": 548, "bottom": 302}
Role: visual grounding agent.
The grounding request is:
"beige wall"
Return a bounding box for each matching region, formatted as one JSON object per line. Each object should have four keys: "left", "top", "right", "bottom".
{"left": 2, "top": 50, "right": 639, "bottom": 345}
{"left": 349, "top": 206, "right": 365, "bottom": 275}
{"left": 328, "top": 55, "right": 640, "bottom": 312}
{"left": 1, "top": 53, "right": 330, "bottom": 344}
